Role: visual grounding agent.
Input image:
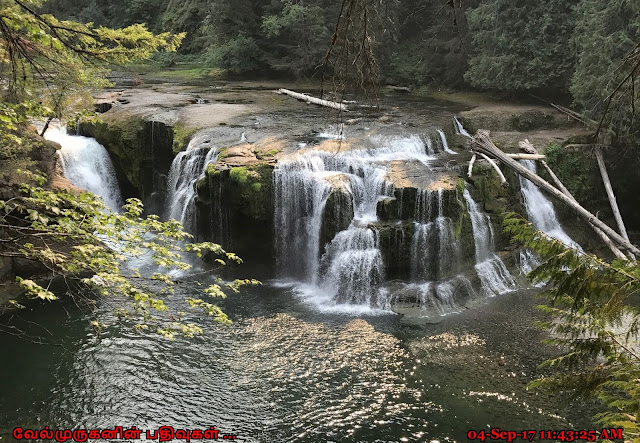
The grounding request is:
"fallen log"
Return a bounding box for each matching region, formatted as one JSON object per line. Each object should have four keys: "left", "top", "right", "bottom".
{"left": 506, "top": 153, "right": 545, "bottom": 160}
{"left": 277, "top": 88, "right": 348, "bottom": 111}
{"left": 519, "top": 140, "right": 628, "bottom": 259}
{"left": 471, "top": 130, "right": 640, "bottom": 258}
{"left": 387, "top": 85, "right": 411, "bottom": 93}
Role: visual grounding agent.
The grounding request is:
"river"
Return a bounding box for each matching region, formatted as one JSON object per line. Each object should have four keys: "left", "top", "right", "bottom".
{"left": 0, "top": 281, "right": 594, "bottom": 442}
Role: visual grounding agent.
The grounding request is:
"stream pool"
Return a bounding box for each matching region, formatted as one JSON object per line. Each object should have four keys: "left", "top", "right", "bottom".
{"left": 0, "top": 281, "right": 595, "bottom": 442}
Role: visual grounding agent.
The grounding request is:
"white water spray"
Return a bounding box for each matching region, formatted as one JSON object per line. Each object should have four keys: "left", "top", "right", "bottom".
{"left": 519, "top": 160, "right": 581, "bottom": 250}
{"left": 437, "top": 129, "right": 458, "bottom": 155}
{"left": 463, "top": 189, "right": 516, "bottom": 296}
{"left": 453, "top": 116, "right": 471, "bottom": 138}
{"left": 164, "top": 134, "right": 218, "bottom": 231}
{"left": 44, "top": 126, "right": 123, "bottom": 211}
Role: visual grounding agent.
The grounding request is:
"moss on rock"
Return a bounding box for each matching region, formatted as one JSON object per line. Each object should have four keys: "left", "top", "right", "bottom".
{"left": 77, "top": 118, "right": 176, "bottom": 214}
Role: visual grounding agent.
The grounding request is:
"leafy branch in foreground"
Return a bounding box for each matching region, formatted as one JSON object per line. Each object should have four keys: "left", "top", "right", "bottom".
{"left": 0, "top": 171, "right": 260, "bottom": 338}
{"left": 0, "top": 0, "right": 185, "bottom": 130}
{"left": 504, "top": 213, "right": 640, "bottom": 439}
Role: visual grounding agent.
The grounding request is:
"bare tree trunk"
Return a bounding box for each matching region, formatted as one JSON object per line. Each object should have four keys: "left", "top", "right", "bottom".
{"left": 39, "top": 116, "right": 53, "bottom": 137}
{"left": 540, "top": 158, "right": 628, "bottom": 259}
{"left": 506, "top": 153, "right": 545, "bottom": 160}
{"left": 477, "top": 152, "right": 507, "bottom": 184}
{"left": 594, "top": 146, "right": 630, "bottom": 242}
{"left": 471, "top": 130, "right": 640, "bottom": 258}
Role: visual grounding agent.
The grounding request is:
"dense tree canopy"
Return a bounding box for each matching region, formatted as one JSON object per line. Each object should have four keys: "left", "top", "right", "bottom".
{"left": 465, "top": 0, "right": 578, "bottom": 92}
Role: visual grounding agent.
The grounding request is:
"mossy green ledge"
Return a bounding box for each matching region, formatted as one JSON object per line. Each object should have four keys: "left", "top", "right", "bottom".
{"left": 194, "top": 143, "right": 276, "bottom": 277}
{"left": 74, "top": 117, "right": 183, "bottom": 215}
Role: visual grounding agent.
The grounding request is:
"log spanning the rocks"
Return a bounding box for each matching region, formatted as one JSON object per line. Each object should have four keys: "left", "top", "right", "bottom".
{"left": 277, "top": 88, "right": 348, "bottom": 111}
{"left": 471, "top": 130, "right": 640, "bottom": 259}
{"left": 519, "top": 140, "right": 628, "bottom": 259}
{"left": 506, "top": 153, "right": 545, "bottom": 160}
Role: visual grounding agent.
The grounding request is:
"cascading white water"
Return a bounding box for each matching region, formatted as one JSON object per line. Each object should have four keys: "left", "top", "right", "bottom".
{"left": 44, "top": 126, "right": 123, "bottom": 211}
{"left": 274, "top": 135, "right": 434, "bottom": 311}
{"left": 317, "top": 124, "right": 345, "bottom": 140}
{"left": 453, "top": 116, "right": 471, "bottom": 138}
{"left": 519, "top": 160, "right": 582, "bottom": 250}
{"left": 319, "top": 226, "right": 386, "bottom": 307}
{"left": 423, "top": 136, "right": 436, "bottom": 156}
{"left": 437, "top": 129, "right": 458, "bottom": 155}
{"left": 408, "top": 188, "right": 475, "bottom": 313}
{"left": 274, "top": 155, "right": 333, "bottom": 282}
{"left": 411, "top": 189, "right": 462, "bottom": 282}
{"left": 164, "top": 134, "right": 218, "bottom": 231}
{"left": 463, "top": 189, "right": 516, "bottom": 296}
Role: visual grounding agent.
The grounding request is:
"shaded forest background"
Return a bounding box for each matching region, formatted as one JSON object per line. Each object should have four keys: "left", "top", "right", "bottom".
{"left": 39, "top": 0, "right": 639, "bottom": 147}
{"left": 38, "top": 2, "right": 637, "bottom": 90}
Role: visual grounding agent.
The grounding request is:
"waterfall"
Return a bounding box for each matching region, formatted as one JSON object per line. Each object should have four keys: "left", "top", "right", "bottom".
{"left": 424, "top": 136, "right": 435, "bottom": 156}
{"left": 274, "top": 135, "right": 433, "bottom": 311}
{"left": 319, "top": 226, "right": 386, "bottom": 306}
{"left": 44, "top": 126, "right": 123, "bottom": 212}
{"left": 519, "top": 160, "right": 581, "bottom": 250}
{"left": 408, "top": 188, "right": 476, "bottom": 313}
{"left": 411, "top": 189, "right": 462, "bottom": 281}
{"left": 463, "top": 189, "right": 516, "bottom": 296}
{"left": 274, "top": 155, "right": 333, "bottom": 282}
{"left": 453, "top": 116, "right": 471, "bottom": 138}
{"left": 164, "top": 135, "right": 218, "bottom": 232}
{"left": 437, "top": 129, "right": 457, "bottom": 155}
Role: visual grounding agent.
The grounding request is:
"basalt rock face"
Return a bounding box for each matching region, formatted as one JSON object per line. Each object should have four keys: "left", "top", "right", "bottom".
{"left": 320, "top": 179, "right": 355, "bottom": 252}
{"left": 76, "top": 119, "right": 176, "bottom": 215}
{"left": 373, "top": 221, "right": 414, "bottom": 281}
{"left": 195, "top": 154, "right": 276, "bottom": 278}
{"left": 467, "top": 164, "right": 525, "bottom": 252}
{"left": 372, "top": 169, "right": 477, "bottom": 283}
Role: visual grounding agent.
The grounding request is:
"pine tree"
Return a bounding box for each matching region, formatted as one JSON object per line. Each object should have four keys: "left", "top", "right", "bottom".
{"left": 465, "top": 0, "right": 578, "bottom": 92}
{"left": 505, "top": 213, "right": 640, "bottom": 439}
{"left": 571, "top": 0, "right": 640, "bottom": 145}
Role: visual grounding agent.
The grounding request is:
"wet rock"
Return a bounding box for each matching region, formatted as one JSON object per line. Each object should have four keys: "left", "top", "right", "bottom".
{"left": 376, "top": 197, "right": 399, "bottom": 222}
{"left": 320, "top": 178, "right": 355, "bottom": 250}
{"left": 77, "top": 119, "right": 175, "bottom": 215}
{"left": 94, "top": 102, "right": 113, "bottom": 113}
{"left": 371, "top": 221, "right": 414, "bottom": 281}
{"left": 195, "top": 162, "right": 275, "bottom": 278}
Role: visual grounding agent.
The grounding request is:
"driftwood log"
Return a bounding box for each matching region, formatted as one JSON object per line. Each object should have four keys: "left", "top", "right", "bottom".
{"left": 471, "top": 130, "right": 640, "bottom": 258}
{"left": 506, "top": 153, "right": 545, "bottom": 160}
{"left": 594, "top": 146, "right": 630, "bottom": 242}
{"left": 277, "top": 88, "right": 348, "bottom": 111}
